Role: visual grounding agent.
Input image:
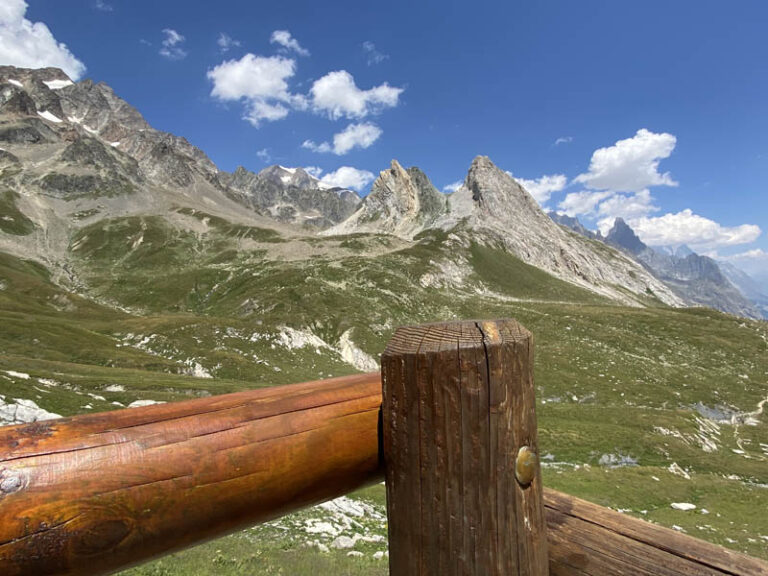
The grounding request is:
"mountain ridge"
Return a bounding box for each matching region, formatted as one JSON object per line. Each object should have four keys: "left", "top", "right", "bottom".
{"left": 2, "top": 64, "right": 763, "bottom": 316}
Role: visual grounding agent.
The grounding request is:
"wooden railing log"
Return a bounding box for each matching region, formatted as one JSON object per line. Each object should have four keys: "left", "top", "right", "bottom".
{"left": 0, "top": 373, "right": 382, "bottom": 576}
{"left": 0, "top": 330, "right": 766, "bottom": 575}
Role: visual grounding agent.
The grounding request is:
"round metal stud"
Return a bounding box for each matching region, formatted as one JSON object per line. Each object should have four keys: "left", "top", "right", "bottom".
{"left": 515, "top": 446, "right": 537, "bottom": 486}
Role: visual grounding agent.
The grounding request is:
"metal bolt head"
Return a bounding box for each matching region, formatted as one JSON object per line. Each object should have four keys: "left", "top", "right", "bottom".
{"left": 515, "top": 446, "right": 537, "bottom": 486}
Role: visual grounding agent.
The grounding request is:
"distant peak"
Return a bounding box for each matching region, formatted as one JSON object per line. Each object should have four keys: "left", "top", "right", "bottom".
{"left": 606, "top": 218, "right": 647, "bottom": 254}
{"left": 471, "top": 155, "right": 494, "bottom": 168}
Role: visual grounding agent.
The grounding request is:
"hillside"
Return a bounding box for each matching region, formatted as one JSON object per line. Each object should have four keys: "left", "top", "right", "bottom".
{"left": 0, "top": 66, "right": 766, "bottom": 572}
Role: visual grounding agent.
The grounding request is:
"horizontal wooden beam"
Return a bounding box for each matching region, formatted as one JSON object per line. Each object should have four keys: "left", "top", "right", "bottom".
{"left": 543, "top": 488, "right": 768, "bottom": 576}
{"left": 0, "top": 372, "right": 766, "bottom": 575}
{"left": 0, "top": 373, "right": 382, "bottom": 576}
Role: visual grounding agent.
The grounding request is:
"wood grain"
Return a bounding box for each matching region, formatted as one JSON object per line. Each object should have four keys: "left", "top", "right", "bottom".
{"left": 1, "top": 347, "right": 766, "bottom": 575}
{"left": 544, "top": 489, "right": 768, "bottom": 576}
{"left": 0, "top": 373, "right": 382, "bottom": 576}
{"left": 381, "top": 319, "right": 549, "bottom": 575}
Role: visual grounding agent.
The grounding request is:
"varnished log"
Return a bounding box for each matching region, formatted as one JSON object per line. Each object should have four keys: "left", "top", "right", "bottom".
{"left": 1, "top": 336, "right": 767, "bottom": 575}
{"left": 381, "top": 319, "right": 550, "bottom": 575}
{"left": 0, "top": 373, "right": 382, "bottom": 576}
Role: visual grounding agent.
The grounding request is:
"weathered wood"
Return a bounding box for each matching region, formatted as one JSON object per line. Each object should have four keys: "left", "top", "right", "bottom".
{"left": 381, "top": 319, "right": 549, "bottom": 575}
{"left": 0, "top": 372, "right": 382, "bottom": 576}
{"left": 543, "top": 489, "right": 768, "bottom": 576}
{"left": 1, "top": 352, "right": 767, "bottom": 576}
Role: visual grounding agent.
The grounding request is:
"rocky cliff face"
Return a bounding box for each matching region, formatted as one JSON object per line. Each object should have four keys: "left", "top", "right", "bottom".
{"left": 225, "top": 165, "right": 361, "bottom": 229}
{"left": 548, "top": 211, "right": 600, "bottom": 240}
{"left": 326, "top": 156, "right": 683, "bottom": 307}
{"left": 605, "top": 219, "right": 762, "bottom": 319}
{"left": 323, "top": 160, "right": 448, "bottom": 237}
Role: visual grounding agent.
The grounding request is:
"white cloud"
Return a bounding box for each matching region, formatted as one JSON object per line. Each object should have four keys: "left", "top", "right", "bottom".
{"left": 207, "top": 54, "right": 305, "bottom": 126}
{"left": 362, "top": 41, "right": 389, "bottom": 65}
{"left": 159, "top": 28, "right": 187, "bottom": 60}
{"left": 595, "top": 190, "right": 659, "bottom": 233}
{"left": 256, "top": 148, "right": 270, "bottom": 162}
{"left": 558, "top": 190, "right": 612, "bottom": 217}
{"left": 554, "top": 136, "right": 573, "bottom": 146}
{"left": 575, "top": 129, "right": 678, "bottom": 192}
{"left": 515, "top": 174, "right": 567, "bottom": 205}
{"left": 302, "top": 122, "right": 382, "bottom": 155}
{"left": 719, "top": 249, "right": 768, "bottom": 285}
{"left": 318, "top": 166, "right": 374, "bottom": 191}
{"left": 304, "top": 166, "right": 323, "bottom": 178}
{"left": 0, "top": 0, "right": 86, "bottom": 80}
{"left": 93, "top": 0, "right": 113, "bottom": 12}
{"left": 217, "top": 32, "right": 241, "bottom": 53}
{"left": 627, "top": 209, "right": 761, "bottom": 251}
{"left": 723, "top": 248, "right": 768, "bottom": 262}
{"left": 270, "top": 30, "right": 309, "bottom": 57}
{"left": 442, "top": 180, "right": 463, "bottom": 193}
{"left": 310, "top": 70, "right": 403, "bottom": 120}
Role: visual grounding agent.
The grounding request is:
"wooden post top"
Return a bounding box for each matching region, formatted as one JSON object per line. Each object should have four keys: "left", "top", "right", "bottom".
{"left": 381, "top": 317, "right": 548, "bottom": 575}
{"left": 383, "top": 319, "right": 532, "bottom": 357}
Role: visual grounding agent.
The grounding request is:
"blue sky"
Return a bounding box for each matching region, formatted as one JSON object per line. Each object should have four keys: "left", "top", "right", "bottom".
{"left": 4, "top": 0, "right": 768, "bottom": 280}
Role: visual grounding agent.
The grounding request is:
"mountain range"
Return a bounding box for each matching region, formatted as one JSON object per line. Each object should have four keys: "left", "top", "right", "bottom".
{"left": 1, "top": 65, "right": 767, "bottom": 568}
{"left": 1, "top": 65, "right": 764, "bottom": 319}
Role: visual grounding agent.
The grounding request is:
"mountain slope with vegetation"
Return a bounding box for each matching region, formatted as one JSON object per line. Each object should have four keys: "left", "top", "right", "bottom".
{"left": 0, "top": 66, "right": 766, "bottom": 572}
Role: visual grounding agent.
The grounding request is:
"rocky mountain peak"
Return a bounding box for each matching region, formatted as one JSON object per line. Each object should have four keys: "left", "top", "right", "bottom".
{"left": 258, "top": 165, "right": 318, "bottom": 191}
{"left": 322, "top": 159, "right": 447, "bottom": 238}
{"left": 606, "top": 218, "right": 647, "bottom": 255}
{"left": 465, "top": 155, "right": 541, "bottom": 217}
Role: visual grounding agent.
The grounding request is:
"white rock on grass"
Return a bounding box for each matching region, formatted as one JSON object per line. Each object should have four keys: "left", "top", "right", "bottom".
{"left": 127, "top": 399, "right": 165, "bottom": 408}
{"left": 0, "top": 396, "right": 61, "bottom": 425}
{"left": 668, "top": 462, "right": 691, "bottom": 480}
{"left": 346, "top": 551, "right": 364, "bottom": 558}
{"left": 331, "top": 535, "right": 360, "bottom": 549}
{"left": 671, "top": 502, "right": 696, "bottom": 511}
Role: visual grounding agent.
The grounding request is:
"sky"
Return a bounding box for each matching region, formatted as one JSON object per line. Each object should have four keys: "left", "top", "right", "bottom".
{"left": 2, "top": 0, "right": 767, "bottom": 283}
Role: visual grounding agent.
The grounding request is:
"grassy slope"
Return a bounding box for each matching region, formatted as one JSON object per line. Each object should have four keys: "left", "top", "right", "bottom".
{"left": 0, "top": 213, "right": 766, "bottom": 572}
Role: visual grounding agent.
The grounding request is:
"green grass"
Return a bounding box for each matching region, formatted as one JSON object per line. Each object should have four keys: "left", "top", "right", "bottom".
{"left": 1, "top": 213, "right": 767, "bottom": 573}
{"left": 0, "top": 188, "right": 35, "bottom": 235}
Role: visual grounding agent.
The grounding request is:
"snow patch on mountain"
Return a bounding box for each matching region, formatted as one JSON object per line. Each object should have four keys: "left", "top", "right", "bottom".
{"left": 37, "top": 110, "right": 62, "bottom": 123}
{"left": 43, "top": 79, "right": 74, "bottom": 90}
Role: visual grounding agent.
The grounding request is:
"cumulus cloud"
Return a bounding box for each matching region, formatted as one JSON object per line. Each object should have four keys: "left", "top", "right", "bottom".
{"left": 595, "top": 190, "right": 659, "bottom": 233}
{"left": 554, "top": 136, "right": 573, "bottom": 146}
{"left": 627, "top": 209, "right": 761, "bottom": 251}
{"left": 270, "top": 30, "right": 309, "bottom": 56}
{"left": 558, "top": 190, "right": 613, "bottom": 217}
{"left": 515, "top": 174, "right": 567, "bottom": 205}
{"left": 318, "top": 166, "right": 374, "bottom": 191}
{"left": 723, "top": 248, "right": 768, "bottom": 262}
{"left": 302, "top": 122, "right": 382, "bottom": 155}
{"left": 159, "top": 28, "right": 187, "bottom": 60}
{"left": 442, "top": 181, "right": 463, "bottom": 193}
{"left": 718, "top": 248, "right": 768, "bottom": 286}
{"left": 256, "top": 148, "right": 271, "bottom": 162}
{"left": 217, "top": 32, "right": 241, "bottom": 53}
{"left": 208, "top": 32, "right": 401, "bottom": 141}
{"left": 362, "top": 41, "right": 389, "bottom": 65}
{"left": 0, "top": 0, "right": 86, "bottom": 79}
{"left": 575, "top": 129, "right": 678, "bottom": 192}
{"left": 207, "top": 54, "right": 306, "bottom": 126}
{"left": 310, "top": 70, "right": 403, "bottom": 120}
{"left": 304, "top": 166, "right": 323, "bottom": 178}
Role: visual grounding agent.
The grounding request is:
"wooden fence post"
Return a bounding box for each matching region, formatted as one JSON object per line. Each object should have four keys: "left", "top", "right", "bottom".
{"left": 381, "top": 319, "right": 549, "bottom": 575}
